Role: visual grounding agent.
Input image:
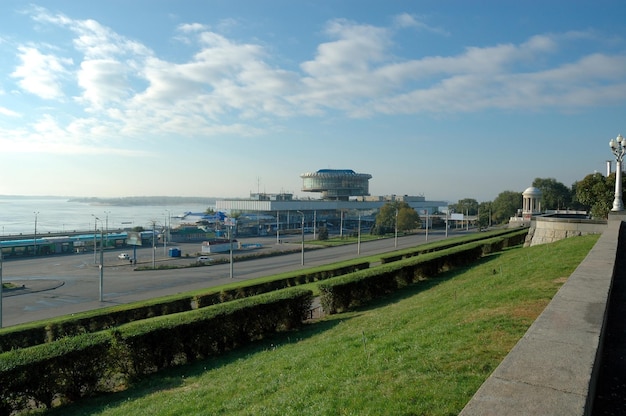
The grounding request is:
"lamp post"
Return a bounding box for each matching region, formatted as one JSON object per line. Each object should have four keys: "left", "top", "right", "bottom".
{"left": 610, "top": 134, "right": 626, "bottom": 212}
{"left": 394, "top": 208, "right": 398, "bottom": 248}
{"left": 33, "top": 211, "right": 39, "bottom": 257}
{"left": 297, "top": 211, "right": 304, "bottom": 265}
{"left": 164, "top": 209, "right": 171, "bottom": 255}
{"left": 357, "top": 212, "right": 362, "bottom": 255}
{"left": 276, "top": 210, "right": 280, "bottom": 244}
{"left": 92, "top": 215, "right": 98, "bottom": 263}
{"left": 104, "top": 211, "right": 111, "bottom": 249}
{"left": 92, "top": 217, "right": 105, "bottom": 302}
{"left": 98, "top": 226, "right": 104, "bottom": 302}
{"left": 225, "top": 217, "right": 236, "bottom": 278}
{"left": 151, "top": 220, "right": 156, "bottom": 269}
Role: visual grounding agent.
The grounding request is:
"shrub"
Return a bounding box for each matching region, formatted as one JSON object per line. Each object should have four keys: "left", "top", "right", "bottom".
{"left": 0, "top": 288, "right": 313, "bottom": 414}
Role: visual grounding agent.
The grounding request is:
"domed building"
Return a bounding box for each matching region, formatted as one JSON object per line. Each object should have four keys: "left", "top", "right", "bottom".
{"left": 300, "top": 169, "right": 372, "bottom": 201}
{"left": 522, "top": 186, "right": 542, "bottom": 219}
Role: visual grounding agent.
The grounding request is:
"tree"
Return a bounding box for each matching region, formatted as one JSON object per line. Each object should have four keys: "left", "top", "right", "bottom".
{"left": 573, "top": 172, "right": 623, "bottom": 219}
{"left": 491, "top": 191, "right": 522, "bottom": 224}
{"left": 450, "top": 198, "right": 479, "bottom": 216}
{"left": 477, "top": 201, "right": 493, "bottom": 229}
{"left": 317, "top": 226, "right": 329, "bottom": 241}
{"left": 372, "top": 202, "right": 420, "bottom": 235}
{"left": 531, "top": 178, "right": 572, "bottom": 210}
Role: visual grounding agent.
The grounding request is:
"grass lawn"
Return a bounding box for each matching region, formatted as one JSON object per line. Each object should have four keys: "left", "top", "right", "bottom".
{"left": 44, "top": 234, "right": 599, "bottom": 416}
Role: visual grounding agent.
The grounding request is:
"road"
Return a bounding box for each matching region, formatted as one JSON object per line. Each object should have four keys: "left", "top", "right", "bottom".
{"left": 1, "top": 229, "right": 465, "bottom": 327}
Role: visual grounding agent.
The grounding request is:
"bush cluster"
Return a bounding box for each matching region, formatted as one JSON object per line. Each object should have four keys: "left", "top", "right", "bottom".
{"left": 319, "top": 231, "right": 528, "bottom": 314}
{"left": 0, "top": 227, "right": 528, "bottom": 414}
{"left": 0, "top": 261, "right": 369, "bottom": 353}
{"left": 0, "top": 288, "right": 313, "bottom": 414}
{"left": 379, "top": 228, "right": 527, "bottom": 264}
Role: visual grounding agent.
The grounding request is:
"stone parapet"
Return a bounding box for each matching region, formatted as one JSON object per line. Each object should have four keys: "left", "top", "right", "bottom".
{"left": 459, "top": 219, "right": 621, "bottom": 415}
{"left": 525, "top": 215, "right": 606, "bottom": 247}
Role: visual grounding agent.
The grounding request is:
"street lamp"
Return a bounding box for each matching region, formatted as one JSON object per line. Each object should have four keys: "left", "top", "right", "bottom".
{"left": 609, "top": 134, "right": 626, "bottom": 211}
{"left": 164, "top": 209, "right": 171, "bottom": 255}
{"left": 104, "top": 211, "right": 111, "bottom": 249}
{"left": 224, "top": 217, "right": 237, "bottom": 278}
{"left": 33, "top": 211, "right": 39, "bottom": 257}
{"left": 394, "top": 208, "right": 398, "bottom": 248}
{"left": 357, "top": 211, "right": 362, "bottom": 255}
{"left": 297, "top": 211, "right": 304, "bottom": 265}
{"left": 92, "top": 216, "right": 105, "bottom": 302}
{"left": 92, "top": 215, "right": 98, "bottom": 263}
{"left": 276, "top": 210, "right": 280, "bottom": 244}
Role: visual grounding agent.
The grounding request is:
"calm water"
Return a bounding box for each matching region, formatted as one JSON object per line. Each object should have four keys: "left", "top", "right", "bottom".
{"left": 0, "top": 196, "right": 212, "bottom": 237}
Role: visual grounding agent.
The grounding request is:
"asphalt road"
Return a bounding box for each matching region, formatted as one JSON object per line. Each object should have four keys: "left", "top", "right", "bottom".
{"left": 1, "top": 229, "right": 464, "bottom": 327}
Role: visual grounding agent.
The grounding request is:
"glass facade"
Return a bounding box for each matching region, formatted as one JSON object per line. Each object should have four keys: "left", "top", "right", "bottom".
{"left": 300, "top": 169, "right": 372, "bottom": 200}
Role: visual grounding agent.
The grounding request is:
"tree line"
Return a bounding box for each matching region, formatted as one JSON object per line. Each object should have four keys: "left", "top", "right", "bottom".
{"left": 372, "top": 172, "right": 623, "bottom": 235}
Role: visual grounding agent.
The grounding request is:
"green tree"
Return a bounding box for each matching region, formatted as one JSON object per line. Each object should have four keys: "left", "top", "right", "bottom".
{"left": 491, "top": 191, "right": 522, "bottom": 224}
{"left": 477, "top": 201, "right": 493, "bottom": 229}
{"left": 450, "top": 198, "right": 479, "bottom": 215}
{"left": 573, "top": 172, "right": 622, "bottom": 219}
{"left": 372, "top": 202, "right": 420, "bottom": 235}
{"left": 531, "top": 178, "right": 572, "bottom": 210}
{"left": 317, "top": 226, "right": 329, "bottom": 241}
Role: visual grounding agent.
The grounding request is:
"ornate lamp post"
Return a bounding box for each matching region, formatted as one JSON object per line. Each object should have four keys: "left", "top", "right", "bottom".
{"left": 609, "top": 134, "right": 626, "bottom": 211}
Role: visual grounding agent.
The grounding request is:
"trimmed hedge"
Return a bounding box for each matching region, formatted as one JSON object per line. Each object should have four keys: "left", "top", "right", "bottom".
{"left": 194, "top": 261, "right": 369, "bottom": 308}
{"left": 0, "top": 260, "right": 367, "bottom": 353}
{"left": 319, "top": 231, "right": 527, "bottom": 314}
{"left": 379, "top": 228, "right": 528, "bottom": 264}
{"left": 0, "top": 230, "right": 524, "bottom": 353}
{"left": 0, "top": 288, "right": 313, "bottom": 415}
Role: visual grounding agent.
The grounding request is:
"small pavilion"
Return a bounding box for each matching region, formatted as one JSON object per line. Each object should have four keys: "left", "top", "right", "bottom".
{"left": 522, "top": 187, "right": 542, "bottom": 219}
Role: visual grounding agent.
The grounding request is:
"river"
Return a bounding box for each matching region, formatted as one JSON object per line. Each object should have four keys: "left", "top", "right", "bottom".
{"left": 0, "top": 196, "right": 214, "bottom": 237}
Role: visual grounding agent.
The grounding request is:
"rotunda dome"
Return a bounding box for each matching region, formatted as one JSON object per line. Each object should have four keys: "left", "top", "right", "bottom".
{"left": 523, "top": 187, "right": 542, "bottom": 197}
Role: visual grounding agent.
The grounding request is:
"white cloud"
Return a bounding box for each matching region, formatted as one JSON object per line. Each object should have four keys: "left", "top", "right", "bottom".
{"left": 0, "top": 106, "right": 20, "bottom": 117}
{"left": 76, "top": 59, "right": 132, "bottom": 109}
{"left": 177, "top": 23, "right": 208, "bottom": 33}
{"left": 393, "top": 12, "right": 449, "bottom": 36}
{"left": 11, "top": 46, "right": 72, "bottom": 99}
{"left": 2, "top": 7, "right": 625, "bottom": 155}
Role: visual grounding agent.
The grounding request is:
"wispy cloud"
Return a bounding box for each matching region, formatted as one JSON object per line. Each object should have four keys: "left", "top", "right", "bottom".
{"left": 11, "top": 46, "right": 72, "bottom": 100}
{"left": 2, "top": 6, "right": 626, "bottom": 155}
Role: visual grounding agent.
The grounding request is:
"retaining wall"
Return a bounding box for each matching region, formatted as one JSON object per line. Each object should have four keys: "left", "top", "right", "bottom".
{"left": 525, "top": 215, "right": 607, "bottom": 247}
{"left": 460, "top": 216, "right": 623, "bottom": 415}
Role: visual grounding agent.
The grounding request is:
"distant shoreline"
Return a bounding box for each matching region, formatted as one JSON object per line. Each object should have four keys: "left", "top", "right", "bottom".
{"left": 69, "top": 196, "right": 218, "bottom": 207}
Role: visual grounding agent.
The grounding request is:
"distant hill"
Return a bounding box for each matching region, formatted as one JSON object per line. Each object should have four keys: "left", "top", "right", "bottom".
{"left": 68, "top": 196, "right": 218, "bottom": 206}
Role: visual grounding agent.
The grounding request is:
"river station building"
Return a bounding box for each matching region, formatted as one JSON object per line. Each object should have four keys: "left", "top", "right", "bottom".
{"left": 215, "top": 169, "right": 447, "bottom": 236}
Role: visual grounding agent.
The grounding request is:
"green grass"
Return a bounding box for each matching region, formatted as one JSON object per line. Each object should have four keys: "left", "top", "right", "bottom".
{"left": 42, "top": 235, "right": 598, "bottom": 416}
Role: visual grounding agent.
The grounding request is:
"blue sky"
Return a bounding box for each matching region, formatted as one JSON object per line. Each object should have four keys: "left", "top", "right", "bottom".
{"left": 0, "top": 1, "right": 625, "bottom": 204}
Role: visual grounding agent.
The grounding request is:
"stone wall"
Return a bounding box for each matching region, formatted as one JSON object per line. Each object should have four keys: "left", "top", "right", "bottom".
{"left": 460, "top": 218, "right": 622, "bottom": 415}
{"left": 524, "top": 215, "right": 607, "bottom": 247}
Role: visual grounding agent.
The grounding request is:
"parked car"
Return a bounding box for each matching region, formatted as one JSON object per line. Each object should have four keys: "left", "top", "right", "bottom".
{"left": 197, "top": 256, "right": 213, "bottom": 263}
{"left": 118, "top": 253, "right": 130, "bottom": 260}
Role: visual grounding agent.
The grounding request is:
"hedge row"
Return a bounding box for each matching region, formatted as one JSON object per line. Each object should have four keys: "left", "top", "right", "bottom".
{"left": 0, "top": 260, "right": 368, "bottom": 353}
{"left": 0, "top": 288, "right": 313, "bottom": 415}
{"left": 194, "top": 260, "right": 369, "bottom": 308}
{"left": 319, "top": 231, "right": 527, "bottom": 314}
{"left": 379, "top": 228, "right": 528, "bottom": 264}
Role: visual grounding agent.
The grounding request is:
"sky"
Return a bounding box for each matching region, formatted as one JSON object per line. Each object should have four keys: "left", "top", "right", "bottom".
{"left": 0, "top": 0, "right": 625, "bottom": 204}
